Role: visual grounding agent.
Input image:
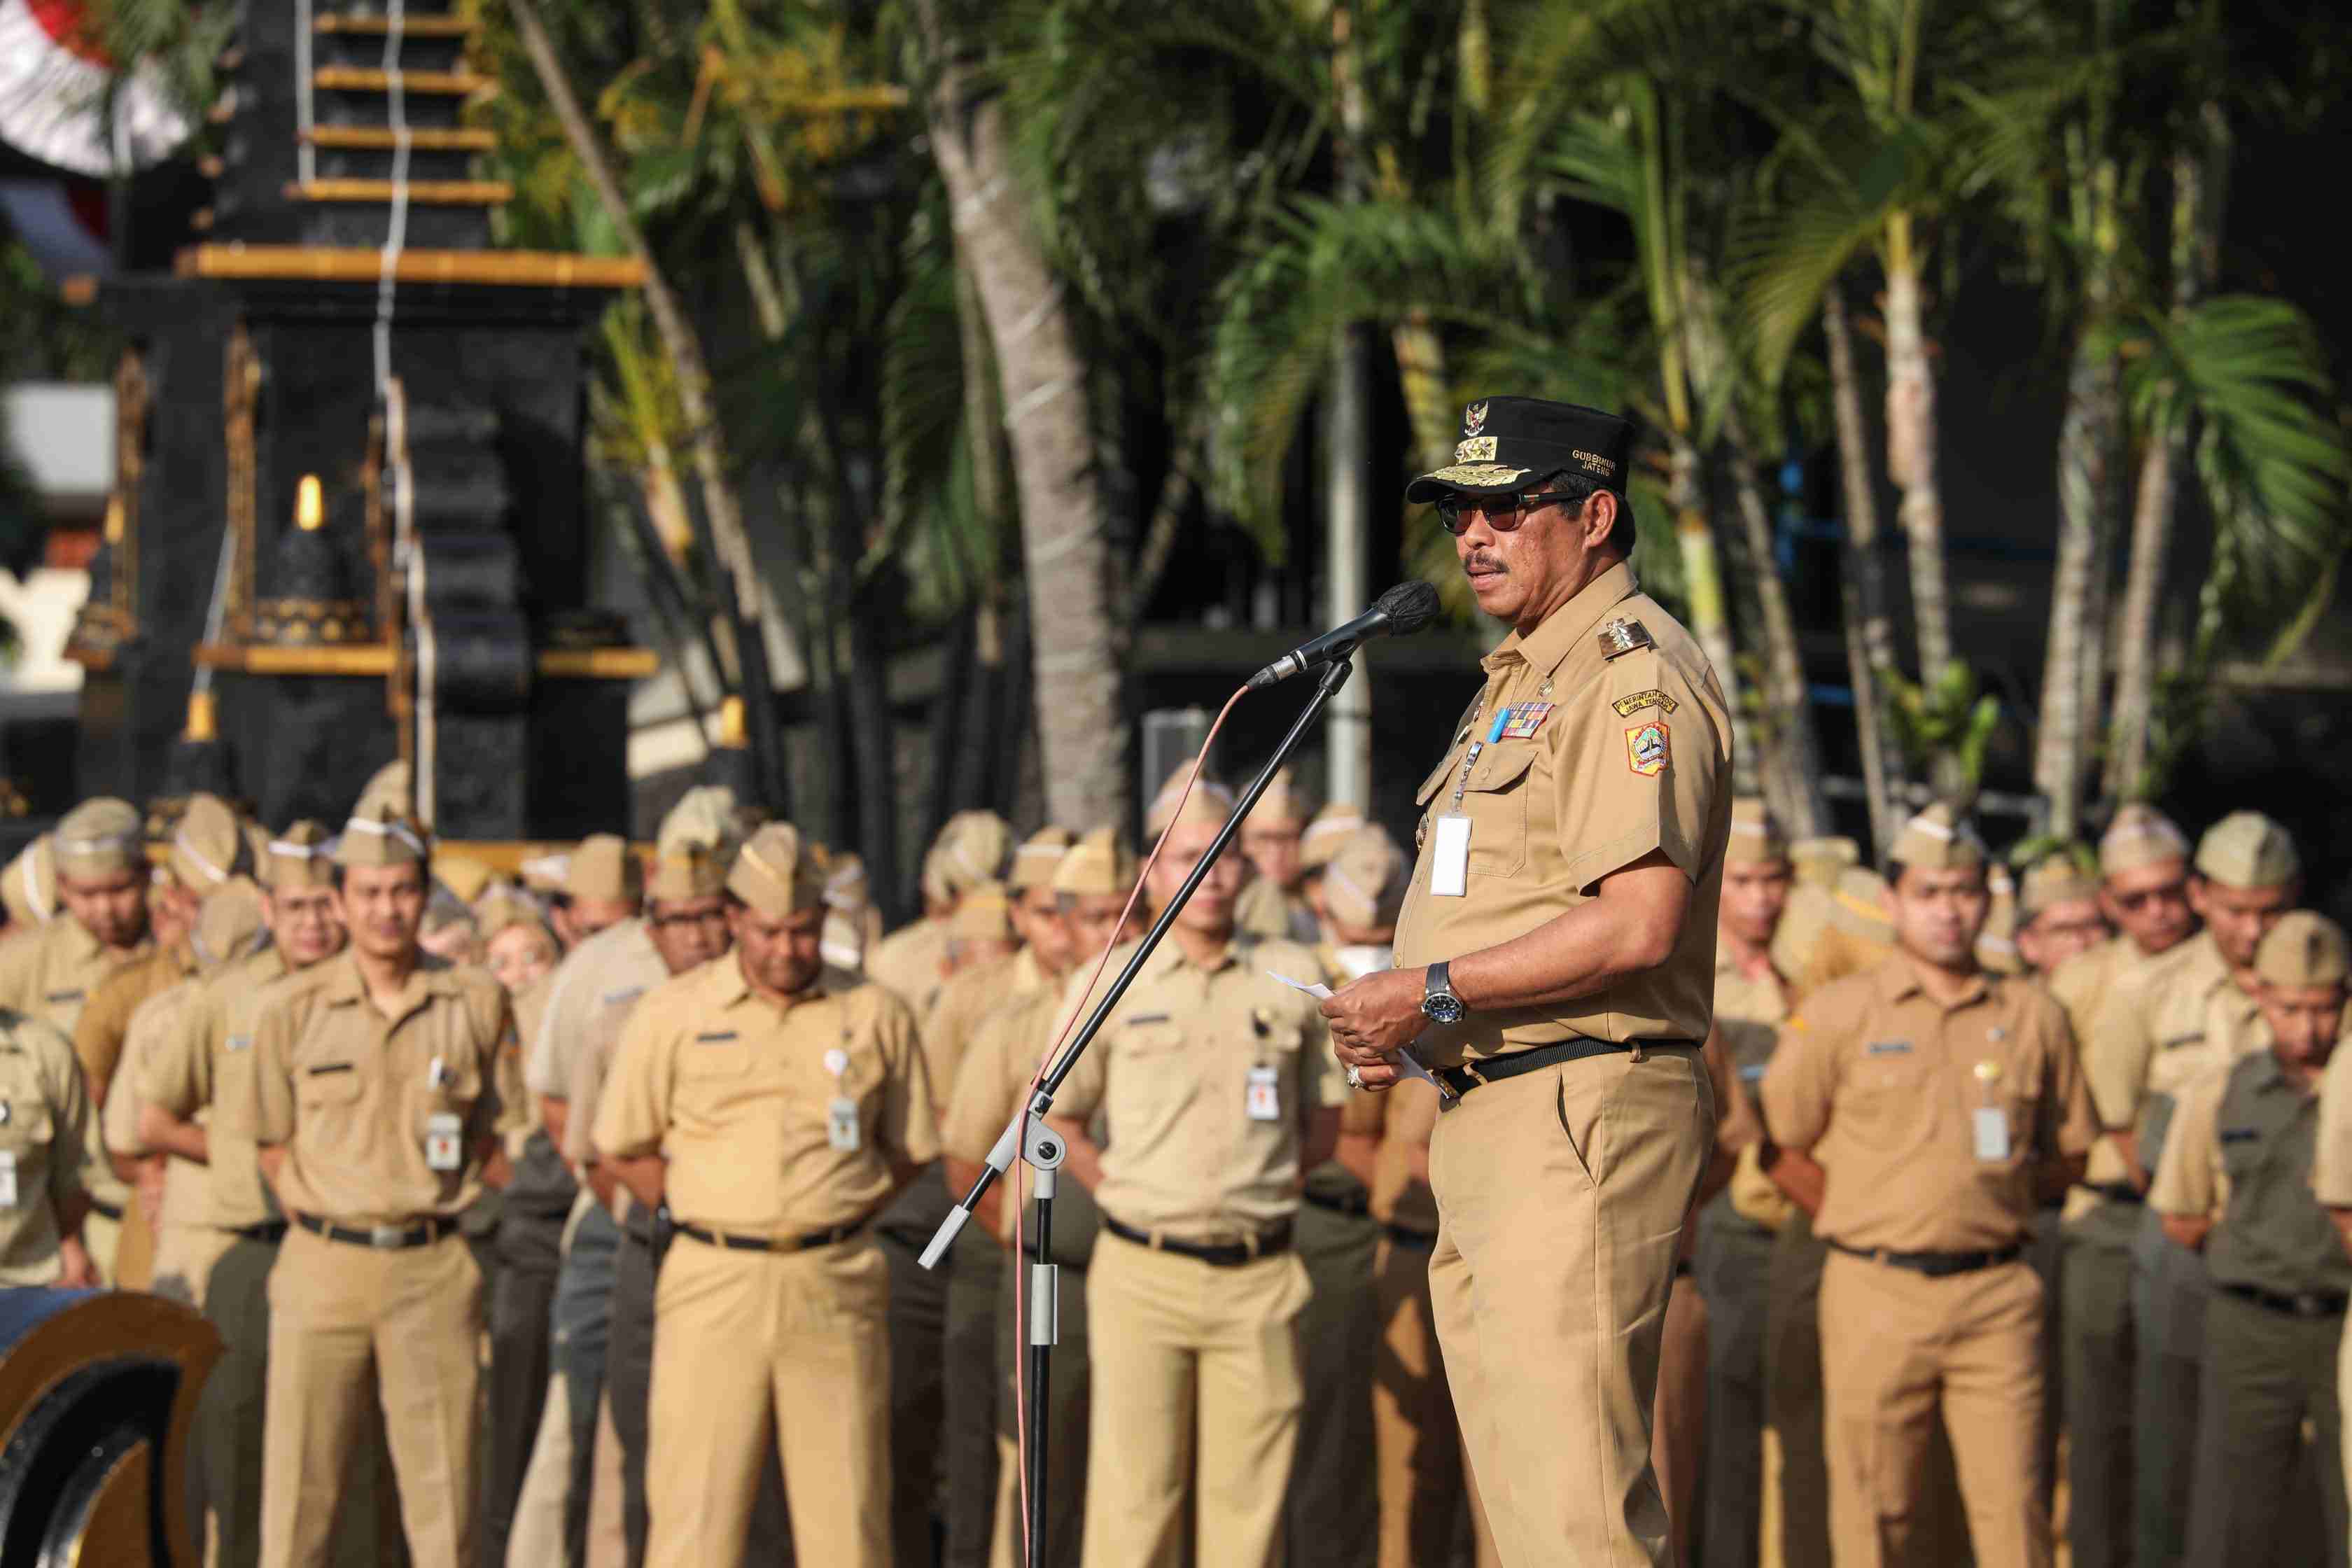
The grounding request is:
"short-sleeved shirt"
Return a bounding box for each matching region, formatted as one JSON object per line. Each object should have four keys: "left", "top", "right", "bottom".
{"left": 942, "top": 988, "right": 1062, "bottom": 1177}
{"left": 249, "top": 951, "right": 510, "bottom": 1226}
{"left": 2309, "top": 1035, "right": 2352, "bottom": 1209}
{"left": 1758, "top": 953, "right": 2097, "bottom": 1254}
{"left": 2153, "top": 1048, "right": 2352, "bottom": 1298}
{"left": 2050, "top": 934, "right": 2169, "bottom": 1208}
{"left": 524, "top": 918, "right": 665, "bottom": 1102}
{"left": 0, "top": 917, "right": 154, "bottom": 1063}
{"left": 1051, "top": 934, "right": 1343, "bottom": 1240}
{"left": 143, "top": 947, "right": 292, "bottom": 1229}
{"left": 103, "top": 978, "right": 212, "bottom": 1229}
{"left": 865, "top": 916, "right": 951, "bottom": 1015}
{"left": 1236, "top": 877, "right": 1317, "bottom": 944}
{"left": 922, "top": 947, "right": 1048, "bottom": 1112}
{"left": 0, "top": 1009, "right": 99, "bottom": 1283}
{"left": 1392, "top": 562, "right": 1732, "bottom": 1067}
{"left": 2087, "top": 932, "right": 2262, "bottom": 1177}
{"left": 75, "top": 939, "right": 196, "bottom": 1096}
{"left": 562, "top": 979, "right": 657, "bottom": 1172}
{"left": 592, "top": 957, "right": 939, "bottom": 1237}
{"left": 1714, "top": 949, "right": 1789, "bottom": 1079}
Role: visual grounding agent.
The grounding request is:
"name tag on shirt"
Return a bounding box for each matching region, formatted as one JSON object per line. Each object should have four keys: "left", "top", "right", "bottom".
{"left": 1245, "top": 1065, "right": 1282, "bottom": 1122}
{"left": 694, "top": 1031, "right": 738, "bottom": 1044}
{"left": 2219, "top": 1128, "right": 2259, "bottom": 1144}
{"left": 226, "top": 1034, "right": 251, "bottom": 1053}
{"left": 1866, "top": 1040, "right": 1912, "bottom": 1057}
{"left": 1429, "top": 814, "right": 1471, "bottom": 897}
{"left": 827, "top": 1097, "right": 862, "bottom": 1153}
{"left": 425, "top": 1112, "right": 464, "bottom": 1172}
{"left": 0, "top": 1149, "right": 16, "bottom": 1209}
{"left": 1972, "top": 1107, "right": 2010, "bottom": 1162}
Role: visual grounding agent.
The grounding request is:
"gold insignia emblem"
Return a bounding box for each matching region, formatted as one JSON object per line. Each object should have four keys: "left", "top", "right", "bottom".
{"left": 1596, "top": 620, "right": 1656, "bottom": 660}
{"left": 1611, "top": 689, "right": 1679, "bottom": 718}
{"left": 1464, "top": 401, "right": 1488, "bottom": 437}
{"left": 1455, "top": 436, "right": 1497, "bottom": 463}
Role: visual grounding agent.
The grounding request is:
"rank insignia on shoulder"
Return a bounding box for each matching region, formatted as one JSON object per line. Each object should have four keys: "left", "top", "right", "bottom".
{"left": 1498, "top": 703, "right": 1554, "bottom": 739}
{"left": 1611, "top": 688, "right": 1679, "bottom": 718}
{"left": 1624, "top": 719, "right": 1670, "bottom": 777}
{"left": 1865, "top": 1040, "right": 1913, "bottom": 1056}
{"left": 1597, "top": 620, "right": 1654, "bottom": 659}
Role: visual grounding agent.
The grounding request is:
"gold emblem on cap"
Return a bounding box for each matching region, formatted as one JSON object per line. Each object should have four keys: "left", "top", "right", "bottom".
{"left": 1455, "top": 435, "right": 1497, "bottom": 463}
{"left": 1464, "top": 400, "right": 1488, "bottom": 436}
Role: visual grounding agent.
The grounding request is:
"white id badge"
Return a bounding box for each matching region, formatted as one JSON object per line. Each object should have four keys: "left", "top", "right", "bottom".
{"left": 1429, "top": 813, "right": 1472, "bottom": 897}
{"left": 828, "top": 1097, "right": 863, "bottom": 1153}
{"left": 1972, "top": 1107, "right": 2011, "bottom": 1162}
{"left": 1245, "top": 1065, "right": 1282, "bottom": 1122}
{"left": 0, "top": 1149, "right": 16, "bottom": 1210}
{"left": 425, "top": 1112, "right": 464, "bottom": 1172}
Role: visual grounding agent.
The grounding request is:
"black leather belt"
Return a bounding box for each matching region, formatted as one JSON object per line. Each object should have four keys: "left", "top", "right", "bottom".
{"left": 2080, "top": 1182, "right": 2144, "bottom": 1205}
{"left": 1434, "top": 1037, "right": 1691, "bottom": 1100}
{"left": 1303, "top": 1187, "right": 1371, "bottom": 1218}
{"left": 293, "top": 1212, "right": 456, "bottom": 1250}
{"left": 1382, "top": 1224, "right": 1438, "bottom": 1252}
{"left": 88, "top": 1198, "right": 123, "bottom": 1221}
{"left": 232, "top": 1219, "right": 290, "bottom": 1243}
{"left": 2220, "top": 1282, "right": 2349, "bottom": 1319}
{"left": 1102, "top": 1214, "right": 1292, "bottom": 1267}
{"left": 676, "top": 1217, "right": 869, "bottom": 1254}
{"left": 1827, "top": 1239, "right": 2024, "bottom": 1278}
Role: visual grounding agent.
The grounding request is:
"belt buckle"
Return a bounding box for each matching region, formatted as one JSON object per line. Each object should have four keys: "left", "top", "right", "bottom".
{"left": 2297, "top": 1292, "right": 2325, "bottom": 1317}
{"left": 369, "top": 1224, "right": 405, "bottom": 1250}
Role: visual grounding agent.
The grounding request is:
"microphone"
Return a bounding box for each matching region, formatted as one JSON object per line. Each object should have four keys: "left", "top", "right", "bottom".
{"left": 1247, "top": 581, "right": 1443, "bottom": 689}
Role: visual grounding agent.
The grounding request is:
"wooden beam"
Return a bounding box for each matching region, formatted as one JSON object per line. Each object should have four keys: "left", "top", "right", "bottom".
{"left": 313, "top": 66, "right": 490, "bottom": 94}
{"left": 177, "top": 244, "right": 645, "bottom": 288}
{"left": 304, "top": 125, "right": 496, "bottom": 151}
{"left": 537, "top": 648, "right": 661, "bottom": 680}
{"left": 192, "top": 643, "right": 659, "bottom": 679}
{"left": 314, "top": 13, "right": 475, "bottom": 36}
{"left": 285, "top": 178, "right": 512, "bottom": 204}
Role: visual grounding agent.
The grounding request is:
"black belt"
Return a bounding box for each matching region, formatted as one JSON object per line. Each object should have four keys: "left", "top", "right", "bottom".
{"left": 1382, "top": 1223, "right": 1438, "bottom": 1252}
{"left": 1303, "top": 1186, "right": 1371, "bottom": 1218}
{"left": 2080, "top": 1182, "right": 2145, "bottom": 1206}
{"left": 293, "top": 1212, "right": 457, "bottom": 1250}
{"left": 88, "top": 1198, "right": 123, "bottom": 1221}
{"left": 2220, "top": 1282, "right": 2349, "bottom": 1319}
{"left": 1827, "top": 1239, "right": 2024, "bottom": 1278}
{"left": 1434, "top": 1037, "right": 1691, "bottom": 1100}
{"left": 232, "top": 1219, "right": 289, "bottom": 1243}
{"left": 1102, "top": 1214, "right": 1292, "bottom": 1267}
{"left": 676, "top": 1217, "right": 869, "bottom": 1254}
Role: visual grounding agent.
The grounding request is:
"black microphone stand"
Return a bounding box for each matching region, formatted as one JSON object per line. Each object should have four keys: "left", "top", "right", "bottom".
{"left": 920, "top": 654, "right": 1356, "bottom": 1568}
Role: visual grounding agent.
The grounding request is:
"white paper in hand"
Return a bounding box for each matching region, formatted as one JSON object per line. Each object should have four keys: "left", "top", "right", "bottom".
{"left": 1267, "top": 972, "right": 1452, "bottom": 1098}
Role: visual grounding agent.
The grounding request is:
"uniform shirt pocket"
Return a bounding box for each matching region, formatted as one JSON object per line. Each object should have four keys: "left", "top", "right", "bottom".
{"left": 0, "top": 1097, "right": 55, "bottom": 1154}
{"left": 1110, "top": 1017, "right": 1191, "bottom": 1134}
{"left": 1839, "top": 1054, "right": 1935, "bottom": 1155}
{"left": 1457, "top": 748, "right": 1537, "bottom": 879}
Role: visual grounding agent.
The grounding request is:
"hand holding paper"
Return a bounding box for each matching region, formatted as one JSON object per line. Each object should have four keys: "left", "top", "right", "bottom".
{"left": 1269, "top": 972, "right": 1452, "bottom": 1099}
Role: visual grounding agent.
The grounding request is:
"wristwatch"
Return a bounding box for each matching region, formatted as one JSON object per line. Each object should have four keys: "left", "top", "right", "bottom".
{"left": 1420, "top": 962, "right": 1466, "bottom": 1026}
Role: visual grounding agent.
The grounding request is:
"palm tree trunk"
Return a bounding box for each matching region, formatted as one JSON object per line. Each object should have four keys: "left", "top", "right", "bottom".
{"left": 2032, "top": 340, "right": 2115, "bottom": 837}
{"left": 1823, "top": 285, "right": 1903, "bottom": 853}
{"left": 1668, "top": 438, "right": 1749, "bottom": 790}
{"left": 1724, "top": 410, "right": 1828, "bottom": 836}
{"left": 913, "top": 0, "right": 1126, "bottom": 832}
{"left": 1882, "top": 238, "right": 1953, "bottom": 694}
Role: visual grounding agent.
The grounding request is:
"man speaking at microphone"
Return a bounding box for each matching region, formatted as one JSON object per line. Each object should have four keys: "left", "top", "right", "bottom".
{"left": 1321, "top": 396, "right": 1732, "bottom": 1567}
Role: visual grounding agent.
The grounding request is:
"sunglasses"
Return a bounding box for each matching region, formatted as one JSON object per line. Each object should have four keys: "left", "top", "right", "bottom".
{"left": 1435, "top": 489, "right": 1585, "bottom": 536}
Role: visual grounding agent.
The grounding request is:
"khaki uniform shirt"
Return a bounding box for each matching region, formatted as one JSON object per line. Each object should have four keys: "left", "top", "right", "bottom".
{"left": 923, "top": 948, "right": 1048, "bottom": 1112}
{"left": 2153, "top": 1047, "right": 2352, "bottom": 1299}
{"left": 1759, "top": 953, "right": 2097, "bottom": 1254}
{"left": 0, "top": 1009, "right": 99, "bottom": 1283}
{"left": 0, "top": 918, "right": 155, "bottom": 1071}
{"left": 249, "top": 952, "right": 510, "bottom": 1226}
{"left": 866, "top": 916, "right": 952, "bottom": 1014}
{"left": 1392, "top": 562, "right": 1732, "bottom": 1067}
{"left": 1715, "top": 949, "right": 1791, "bottom": 1228}
{"left": 75, "top": 939, "right": 196, "bottom": 1096}
{"left": 2087, "top": 932, "right": 2262, "bottom": 1181}
{"left": 1770, "top": 883, "right": 1839, "bottom": 984}
{"left": 2308, "top": 1034, "right": 2352, "bottom": 1209}
{"left": 143, "top": 947, "right": 292, "bottom": 1230}
{"left": 525, "top": 918, "right": 665, "bottom": 1102}
{"left": 592, "top": 958, "right": 939, "bottom": 1237}
{"left": 1236, "top": 877, "right": 1317, "bottom": 944}
{"left": 2050, "top": 934, "right": 2163, "bottom": 1214}
{"left": 1051, "top": 934, "right": 1343, "bottom": 1240}
{"left": 1368, "top": 1082, "right": 1441, "bottom": 1236}
{"left": 1307, "top": 944, "right": 1387, "bottom": 1205}
{"left": 103, "top": 979, "right": 211, "bottom": 1230}
{"left": 561, "top": 979, "right": 655, "bottom": 1177}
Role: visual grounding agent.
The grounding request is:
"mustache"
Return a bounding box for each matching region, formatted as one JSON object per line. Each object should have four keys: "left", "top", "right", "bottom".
{"left": 1462, "top": 554, "right": 1508, "bottom": 575}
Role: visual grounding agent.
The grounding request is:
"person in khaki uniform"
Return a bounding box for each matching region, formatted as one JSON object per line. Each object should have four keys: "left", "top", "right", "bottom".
{"left": 0, "top": 1002, "right": 100, "bottom": 1286}
{"left": 941, "top": 827, "right": 1141, "bottom": 1568}
{"left": 1042, "top": 780, "right": 1342, "bottom": 1568}
{"left": 592, "top": 821, "right": 937, "bottom": 1568}
{"left": 1297, "top": 799, "right": 1366, "bottom": 927}
{"left": 0, "top": 797, "right": 159, "bottom": 1283}
{"left": 1322, "top": 398, "right": 1728, "bottom": 1568}
{"left": 1758, "top": 805, "right": 2097, "bottom": 1568}
{"left": 2151, "top": 911, "right": 2349, "bottom": 1568}
{"left": 868, "top": 810, "right": 1014, "bottom": 1014}
{"left": 0, "top": 832, "right": 57, "bottom": 940}
{"left": 2306, "top": 920, "right": 2352, "bottom": 1533}
{"left": 2098, "top": 810, "right": 2299, "bottom": 1568}
{"left": 1234, "top": 767, "right": 1320, "bottom": 944}
{"left": 249, "top": 802, "right": 512, "bottom": 1568}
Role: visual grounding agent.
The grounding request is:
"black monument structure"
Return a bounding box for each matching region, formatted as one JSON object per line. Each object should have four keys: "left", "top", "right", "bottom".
{"left": 64, "top": 0, "right": 651, "bottom": 849}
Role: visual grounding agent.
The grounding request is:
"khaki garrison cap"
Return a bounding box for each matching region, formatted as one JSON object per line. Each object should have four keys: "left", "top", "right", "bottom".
{"left": 170, "top": 793, "right": 244, "bottom": 890}
{"left": 727, "top": 822, "right": 828, "bottom": 918}
{"left": 475, "top": 883, "right": 551, "bottom": 944}
{"left": 337, "top": 799, "right": 428, "bottom": 869}
{"left": 569, "top": 834, "right": 644, "bottom": 904}
{"left": 648, "top": 790, "right": 736, "bottom": 902}
{"left": 353, "top": 760, "right": 412, "bottom": 820}
{"left": 1300, "top": 802, "right": 1367, "bottom": 871}
{"left": 1889, "top": 803, "right": 1987, "bottom": 873}
{"left": 2018, "top": 849, "right": 2100, "bottom": 920}
{"left": 2255, "top": 912, "right": 2349, "bottom": 989}
{"left": 1144, "top": 762, "right": 1236, "bottom": 838}
{"left": 1245, "top": 766, "right": 1310, "bottom": 830}
{"left": 1052, "top": 827, "right": 1138, "bottom": 897}
{"left": 1009, "top": 827, "right": 1077, "bottom": 892}
{"left": 55, "top": 798, "right": 144, "bottom": 877}
{"left": 2099, "top": 803, "right": 2190, "bottom": 877}
{"left": 939, "top": 811, "right": 1013, "bottom": 892}
{"left": 1790, "top": 836, "right": 1860, "bottom": 890}
{"left": 1323, "top": 827, "right": 1409, "bottom": 930}
{"left": 2194, "top": 811, "right": 2299, "bottom": 890}
{"left": 194, "top": 878, "right": 269, "bottom": 969}
{"left": 262, "top": 821, "right": 337, "bottom": 890}
{"left": 1725, "top": 798, "right": 1789, "bottom": 865}
{"left": 435, "top": 855, "right": 500, "bottom": 905}
{"left": 948, "top": 881, "right": 1016, "bottom": 944}
{"left": 3, "top": 835, "right": 57, "bottom": 925}
{"left": 1832, "top": 868, "right": 1896, "bottom": 939}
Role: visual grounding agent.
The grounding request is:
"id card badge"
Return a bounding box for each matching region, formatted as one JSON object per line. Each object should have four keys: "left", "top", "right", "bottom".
{"left": 1245, "top": 1065, "right": 1282, "bottom": 1122}
{"left": 1972, "top": 1107, "right": 2011, "bottom": 1162}
{"left": 1429, "top": 814, "right": 1472, "bottom": 897}
{"left": 827, "top": 1097, "right": 863, "bottom": 1153}
{"left": 0, "top": 1149, "right": 16, "bottom": 1210}
{"left": 424, "top": 1112, "right": 464, "bottom": 1172}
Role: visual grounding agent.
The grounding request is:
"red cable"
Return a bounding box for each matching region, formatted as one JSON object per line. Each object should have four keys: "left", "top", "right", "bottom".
{"left": 1007, "top": 682, "right": 1251, "bottom": 1561}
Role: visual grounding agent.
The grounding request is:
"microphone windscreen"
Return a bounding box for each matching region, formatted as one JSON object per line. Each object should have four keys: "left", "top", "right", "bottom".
{"left": 1376, "top": 580, "right": 1443, "bottom": 636}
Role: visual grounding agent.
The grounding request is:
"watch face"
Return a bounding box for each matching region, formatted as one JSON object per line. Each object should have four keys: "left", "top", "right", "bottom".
{"left": 1422, "top": 994, "right": 1466, "bottom": 1026}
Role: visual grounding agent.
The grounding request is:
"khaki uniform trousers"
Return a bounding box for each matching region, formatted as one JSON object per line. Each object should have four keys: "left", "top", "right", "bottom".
{"left": 1765, "top": 1211, "right": 1832, "bottom": 1568}
{"left": 2182, "top": 1289, "right": 2346, "bottom": 1568}
{"left": 944, "top": 1218, "right": 1007, "bottom": 1568}
{"left": 1693, "top": 1201, "right": 1775, "bottom": 1568}
{"left": 644, "top": 1232, "right": 892, "bottom": 1568}
{"left": 2129, "top": 1205, "right": 2207, "bottom": 1568}
{"left": 153, "top": 1219, "right": 237, "bottom": 1310}
{"left": 260, "top": 1226, "right": 483, "bottom": 1568}
{"left": 1079, "top": 1229, "right": 1310, "bottom": 1568}
{"left": 1427, "top": 1046, "right": 1710, "bottom": 1568}
{"left": 1287, "top": 1195, "right": 1381, "bottom": 1568}
{"left": 2058, "top": 1199, "right": 2138, "bottom": 1568}
{"left": 1819, "top": 1250, "right": 2051, "bottom": 1568}
{"left": 1371, "top": 1228, "right": 1499, "bottom": 1568}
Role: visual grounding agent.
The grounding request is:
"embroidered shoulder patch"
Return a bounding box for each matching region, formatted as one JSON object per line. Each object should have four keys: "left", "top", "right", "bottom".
{"left": 1597, "top": 619, "right": 1656, "bottom": 660}
{"left": 1612, "top": 689, "right": 1679, "bottom": 718}
{"left": 1624, "top": 719, "right": 1670, "bottom": 777}
{"left": 1497, "top": 702, "right": 1554, "bottom": 739}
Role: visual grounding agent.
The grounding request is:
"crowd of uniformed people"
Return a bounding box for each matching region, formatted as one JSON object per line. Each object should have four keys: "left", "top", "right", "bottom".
{"left": 0, "top": 740, "right": 2348, "bottom": 1568}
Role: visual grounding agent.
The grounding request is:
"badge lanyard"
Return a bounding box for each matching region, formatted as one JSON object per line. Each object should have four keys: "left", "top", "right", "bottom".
{"left": 1245, "top": 1009, "right": 1282, "bottom": 1123}
{"left": 424, "top": 1055, "right": 463, "bottom": 1172}
{"left": 1432, "top": 710, "right": 1511, "bottom": 897}
{"left": 825, "top": 1025, "right": 862, "bottom": 1153}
